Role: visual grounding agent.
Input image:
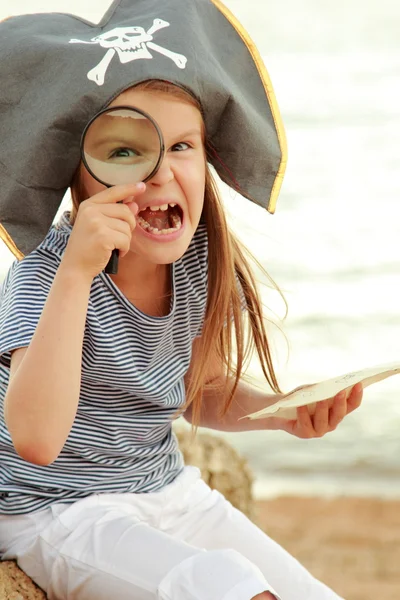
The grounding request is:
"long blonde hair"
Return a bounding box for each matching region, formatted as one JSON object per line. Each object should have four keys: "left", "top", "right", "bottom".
{"left": 70, "top": 80, "right": 285, "bottom": 425}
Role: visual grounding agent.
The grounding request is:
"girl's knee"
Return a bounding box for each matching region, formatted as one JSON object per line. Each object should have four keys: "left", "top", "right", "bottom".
{"left": 158, "top": 548, "right": 275, "bottom": 600}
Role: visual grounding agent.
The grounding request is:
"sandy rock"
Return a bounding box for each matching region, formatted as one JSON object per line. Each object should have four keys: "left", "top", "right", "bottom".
{"left": 0, "top": 430, "right": 254, "bottom": 598}
{"left": 175, "top": 427, "right": 255, "bottom": 519}
{"left": 0, "top": 561, "right": 45, "bottom": 599}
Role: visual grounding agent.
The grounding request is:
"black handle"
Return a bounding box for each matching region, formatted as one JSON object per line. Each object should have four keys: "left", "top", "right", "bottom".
{"left": 105, "top": 249, "right": 119, "bottom": 274}
{"left": 104, "top": 198, "right": 122, "bottom": 275}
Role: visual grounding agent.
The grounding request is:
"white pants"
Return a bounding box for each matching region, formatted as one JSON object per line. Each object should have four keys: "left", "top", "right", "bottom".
{"left": 0, "top": 467, "right": 342, "bottom": 600}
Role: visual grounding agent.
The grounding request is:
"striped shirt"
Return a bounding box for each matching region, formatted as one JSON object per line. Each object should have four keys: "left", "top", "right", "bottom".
{"left": 0, "top": 212, "right": 208, "bottom": 515}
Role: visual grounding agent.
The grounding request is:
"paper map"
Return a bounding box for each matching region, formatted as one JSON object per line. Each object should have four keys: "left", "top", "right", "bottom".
{"left": 246, "top": 362, "right": 400, "bottom": 420}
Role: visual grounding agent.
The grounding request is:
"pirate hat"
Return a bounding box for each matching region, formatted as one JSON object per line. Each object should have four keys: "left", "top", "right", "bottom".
{"left": 0, "top": 0, "right": 287, "bottom": 260}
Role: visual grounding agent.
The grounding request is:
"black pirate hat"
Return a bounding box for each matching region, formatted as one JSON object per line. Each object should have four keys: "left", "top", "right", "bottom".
{"left": 0, "top": 0, "right": 287, "bottom": 259}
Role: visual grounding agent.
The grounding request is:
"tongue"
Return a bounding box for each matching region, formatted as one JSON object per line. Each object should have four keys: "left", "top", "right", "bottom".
{"left": 140, "top": 209, "right": 170, "bottom": 230}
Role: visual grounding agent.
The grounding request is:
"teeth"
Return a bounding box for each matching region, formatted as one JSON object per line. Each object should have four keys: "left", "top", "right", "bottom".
{"left": 171, "top": 213, "right": 182, "bottom": 228}
{"left": 141, "top": 203, "right": 178, "bottom": 212}
{"left": 137, "top": 216, "right": 151, "bottom": 230}
{"left": 137, "top": 214, "right": 182, "bottom": 235}
{"left": 149, "top": 204, "right": 169, "bottom": 212}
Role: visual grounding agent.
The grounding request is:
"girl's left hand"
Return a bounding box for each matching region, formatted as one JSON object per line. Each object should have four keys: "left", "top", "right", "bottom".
{"left": 266, "top": 383, "right": 364, "bottom": 439}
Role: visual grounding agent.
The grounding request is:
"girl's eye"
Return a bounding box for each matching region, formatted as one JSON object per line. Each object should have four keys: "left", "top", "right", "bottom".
{"left": 171, "top": 142, "right": 191, "bottom": 152}
{"left": 108, "top": 147, "right": 139, "bottom": 159}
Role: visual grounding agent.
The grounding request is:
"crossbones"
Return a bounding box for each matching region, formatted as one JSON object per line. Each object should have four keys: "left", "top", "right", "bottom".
{"left": 69, "top": 19, "right": 188, "bottom": 86}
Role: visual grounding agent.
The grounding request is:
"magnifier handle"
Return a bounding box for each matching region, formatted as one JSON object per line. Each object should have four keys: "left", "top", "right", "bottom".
{"left": 104, "top": 199, "right": 122, "bottom": 275}
{"left": 105, "top": 249, "right": 119, "bottom": 275}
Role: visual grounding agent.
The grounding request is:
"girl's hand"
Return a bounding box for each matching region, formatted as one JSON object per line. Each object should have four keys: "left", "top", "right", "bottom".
{"left": 266, "top": 383, "right": 363, "bottom": 439}
{"left": 63, "top": 183, "right": 145, "bottom": 279}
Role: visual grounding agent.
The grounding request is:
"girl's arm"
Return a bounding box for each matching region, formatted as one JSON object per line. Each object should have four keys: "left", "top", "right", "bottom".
{"left": 184, "top": 339, "right": 279, "bottom": 431}
{"left": 5, "top": 263, "right": 92, "bottom": 465}
{"left": 184, "top": 372, "right": 283, "bottom": 432}
{"left": 183, "top": 340, "right": 363, "bottom": 437}
{"left": 4, "top": 183, "right": 143, "bottom": 466}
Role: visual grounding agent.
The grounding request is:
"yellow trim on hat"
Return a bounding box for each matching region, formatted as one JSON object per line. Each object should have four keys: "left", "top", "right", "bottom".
{"left": 0, "top": 224, "right": 24, "bottom": 260}
{"left": 210, "top": 0, "right": 287, "bottom": 213}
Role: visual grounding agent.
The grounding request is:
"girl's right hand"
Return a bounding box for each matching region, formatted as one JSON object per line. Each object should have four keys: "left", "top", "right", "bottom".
{"left": 62, "top": 183, "right": 146, "bottom": 279}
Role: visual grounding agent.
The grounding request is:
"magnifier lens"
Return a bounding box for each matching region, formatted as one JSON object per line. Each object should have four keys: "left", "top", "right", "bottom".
{"left": 82, "top": 107, "right": 164, "bottom": 186}
{"left": 80, "top": 106, "right": 164, "bottom": 275}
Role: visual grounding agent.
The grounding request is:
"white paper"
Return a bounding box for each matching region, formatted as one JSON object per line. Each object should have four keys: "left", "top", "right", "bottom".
{"left": 246, "top": 361, "right": 400, "bottom": 420}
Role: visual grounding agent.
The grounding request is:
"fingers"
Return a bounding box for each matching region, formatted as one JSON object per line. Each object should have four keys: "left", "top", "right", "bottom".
{"left": 129, "top": 202, "right": 140, "bottom": 216}
{"left": 78, "top": 201, "right": 138, "bottom": 237}
{"left": 311, "top": 384, "right": 363, "bottom": 435}
{"left": 64, "top": 191, "right": 143, "bottom": 277}
{"left": 328, "top": 384, "right": 363, "bottom": 427}
{"left": 88, "top": 182, "right": 146, "bottom": 205}
{"left": 296, "top": 404, "right": 317, "bottom": 438}
{"left": 97, "top": 202, "right": 138, "bottom": 232}
{"left": 266, "top": 384, "right": 364, "bottom": 440}
{"left": 295, "top": 393, "right": 346, "bottom": 438}
{"left": 346, "top": 382, "right": 363, "bottom": 413}
{"left": 312, "top": 385, "right": 362, "bottom": 435}
{"left": 328, "top": 389, "right": 348, "bottom": 429}
{"left": 101, "top": 215, "right": 133, "bottom": 258}
{"left": 312, "top": 399, "right": 333, "bottom": 436}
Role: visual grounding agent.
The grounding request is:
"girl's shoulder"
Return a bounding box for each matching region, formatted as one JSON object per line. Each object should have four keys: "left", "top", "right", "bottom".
{"left": 24, "top": 211, "right": 71, "bottom": 264}
{"left": 39, "top": 211, "right": 72, "bottom": 259}
{"left": 1, "top": 212, "right": 72, "bottom": 294}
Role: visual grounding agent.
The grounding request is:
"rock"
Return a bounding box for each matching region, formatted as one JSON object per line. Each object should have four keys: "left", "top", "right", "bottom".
{"left": 0, "top": 561, "right": 46, "bottom": 599}
{"left": 0, "top": 430, "right": 254, "bottom": 598}
{"left": 175, "top": 427, "right": 255, "bottom": 519}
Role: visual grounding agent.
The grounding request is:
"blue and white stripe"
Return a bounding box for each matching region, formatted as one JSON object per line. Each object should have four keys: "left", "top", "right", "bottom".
{"left": 0, "top": 212, "right": 208, "bottom": 515}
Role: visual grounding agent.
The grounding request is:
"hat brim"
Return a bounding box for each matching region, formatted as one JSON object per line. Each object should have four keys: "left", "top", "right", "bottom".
{"left": 210, "top": 0, "right": 287, "bottom": 214}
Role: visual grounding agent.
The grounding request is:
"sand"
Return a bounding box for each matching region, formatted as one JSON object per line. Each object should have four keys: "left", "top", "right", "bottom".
{"left": 255, "top": 495, "right": 400, "bottom": 600}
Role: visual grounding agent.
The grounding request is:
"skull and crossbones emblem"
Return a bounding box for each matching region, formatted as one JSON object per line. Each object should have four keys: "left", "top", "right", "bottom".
{"left": 69, "top": 19, "right": 188, "bottom": 86}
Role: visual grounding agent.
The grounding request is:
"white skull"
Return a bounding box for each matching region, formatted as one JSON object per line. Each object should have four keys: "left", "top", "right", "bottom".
{"left": 92, "top": 27, "right": 153, "bottom": 63}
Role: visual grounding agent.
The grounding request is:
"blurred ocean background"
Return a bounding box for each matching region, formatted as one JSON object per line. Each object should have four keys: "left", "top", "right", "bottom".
{"left": 1, "top": 0, "right": 399, "bottom": 498}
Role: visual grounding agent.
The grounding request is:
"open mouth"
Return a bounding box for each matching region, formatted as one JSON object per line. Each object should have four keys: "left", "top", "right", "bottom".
{"left": 137, "top": 202, "right": 183, "bottom": 236}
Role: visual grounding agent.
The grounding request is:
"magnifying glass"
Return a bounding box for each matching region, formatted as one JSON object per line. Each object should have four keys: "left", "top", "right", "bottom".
{"left": 80, "top": 106, "right": 165, "bottom": 274}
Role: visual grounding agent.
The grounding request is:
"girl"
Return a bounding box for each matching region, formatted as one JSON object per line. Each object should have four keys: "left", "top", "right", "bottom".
{"left": 0, "top": 2, "right": 363, "bottom": 599}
